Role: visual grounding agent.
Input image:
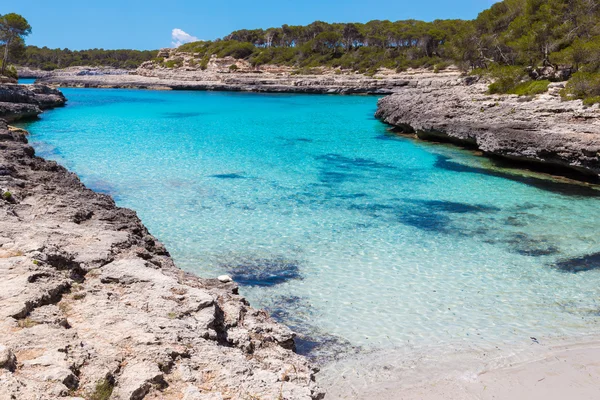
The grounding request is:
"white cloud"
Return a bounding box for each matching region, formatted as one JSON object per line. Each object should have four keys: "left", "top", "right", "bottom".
{"left": 171, "top": 28, "right": 199, "bottom": 47}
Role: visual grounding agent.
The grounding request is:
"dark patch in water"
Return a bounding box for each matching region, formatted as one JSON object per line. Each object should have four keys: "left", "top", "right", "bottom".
{"left": 348, "top": 202, "right": 452, "bottom": 233}
{"left": 210, "top": 173, "right": 246, "bottom": 179}
{"left": 333, "top": 192, "right": 369, "bottom": 199}
{"left": 265, "top": 295, "right": 359, "bottom": 361}
{"left": 504, "top": 216, "right": 528, "bottom": 227}
{"left": 435, "top": 154, "right": 600, "bottom": 198}
{"left": 317, "top": 153, "right": 397, "bottom": 171}
{"left": 223, "top": 256, "right": 302, "bottom": 287}
{"left": 406, "top": 199, "right": 500, "bottom": 214}
{"left": 277, "top": 136, "right": 315, "bottom": 145}
{"left": 484, "top": 233, "right": 560, "bottom": 257}
{"left": 396, "top": 208, "right": 451, "bottom": 232}
{"left": 319, "top": 170, "right": 358, "bottom": 185}
{"left": 375, "top": 131, "right": 404, "bottom": 141}
{"left": 162, "top": 111, "right": 205, "bottom": 119}
{"left": 553, "top": 252, "right": 600, "bottom": 273}
{"left": 348, "top": 203, "right": 395, "bottom": 213}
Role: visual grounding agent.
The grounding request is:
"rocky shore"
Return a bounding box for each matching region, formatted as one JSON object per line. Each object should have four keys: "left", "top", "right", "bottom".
{"left": 27, "top": 57, "right": 461, "bottom": 95}
{"left": 0, "top": 84, "right": 66, "bottom": 122}
{"left": 375, "top": 80, "right": 600, "bottom": 180}
{"left": 0, "top": 87, "right": 322, "bottom": 399}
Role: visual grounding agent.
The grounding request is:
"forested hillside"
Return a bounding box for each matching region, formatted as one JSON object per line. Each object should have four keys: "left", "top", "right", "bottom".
{"left": 177, "top": 0, "right": 599, "bottom": 101}
{"left": 13, "top": 46, "right": 156, "bottom": 70}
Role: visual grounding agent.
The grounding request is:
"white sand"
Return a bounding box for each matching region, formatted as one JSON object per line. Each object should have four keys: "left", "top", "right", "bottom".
{"left": 320, "top": 337, "right": 600, "bottom": 399}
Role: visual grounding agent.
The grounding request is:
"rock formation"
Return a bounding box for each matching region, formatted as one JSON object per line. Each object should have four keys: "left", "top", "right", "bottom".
{"left": 32, "top": 53, "right": 461, "bottom": 95}
{"left": 376, "top": 80, "right": 600, "bottom": 179}
{"left": 0, "top": 84, "right": 66, "bottom": 122}
{"left": 0, "top": 120, "right": 322, "bottom": 398}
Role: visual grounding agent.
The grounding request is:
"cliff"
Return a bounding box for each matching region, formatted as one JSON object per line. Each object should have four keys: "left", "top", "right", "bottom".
{"left": 0, "top": 84, "right": 66, "bottom": 122}
{"left": 375, "top": 80, "right": 600, "bottom": 180}
{"left": 0, "top": 98, "right": 322, "bottom": 398}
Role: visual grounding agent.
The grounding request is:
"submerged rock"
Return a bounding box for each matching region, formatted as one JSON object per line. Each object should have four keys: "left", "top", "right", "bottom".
{"left": 223, "top": 256, "right": 303, "bottom": 287}
{"left": 553, "top": 252, "right": 600, "bottom": 273}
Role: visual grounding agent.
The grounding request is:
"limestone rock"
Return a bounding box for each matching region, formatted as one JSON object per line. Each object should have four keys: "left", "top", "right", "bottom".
{"left": 0, "top": 344, "right": 16, "bottom": 371}
{"left": 376, "top": 82, "right": 600, "bottom": 179}
{"left": 0, "top": 118, "right": 322, "bottom": 399}
{"left": 0, "top": 83, "right": 66, "bottom": 122}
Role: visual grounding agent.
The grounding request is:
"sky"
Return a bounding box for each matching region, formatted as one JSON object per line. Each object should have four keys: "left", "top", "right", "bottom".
{"left": 2, "top": 0, "right": 498, "bottom": 50}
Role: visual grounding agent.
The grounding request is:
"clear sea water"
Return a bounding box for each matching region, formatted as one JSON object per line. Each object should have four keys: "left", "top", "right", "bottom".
{"left": 16, "top": 88, "right": 600, "bottom": 363}
{"left": 18, "top": 78, "right": 36, "bottom": 85}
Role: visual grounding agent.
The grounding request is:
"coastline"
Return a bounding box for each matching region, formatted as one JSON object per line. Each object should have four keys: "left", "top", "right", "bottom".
{"left": 25, "top": 66, "right": 463, "bottom": 95}
{"left": 0, "top": 83, "right": 66, "bottom": 122}
{"left": 2, "top": 80, "right": 600, "bottom": 399}
{"left": 375, "top": 80, "right": 600, "bottom": 181}
{"left": 25, "top": 64, "right": 600, "bottom": 182}
{"left": 0, "top": 111, "right": 322, "bottom": 398}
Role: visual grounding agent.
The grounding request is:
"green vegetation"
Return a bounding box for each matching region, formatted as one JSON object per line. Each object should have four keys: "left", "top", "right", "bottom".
{"left": 560, "top": 72, "right": 600, "bottom": 104}
{"left": 0, "top": 12, "right": 155, "bottom": 73}
{"left": 2, "top": 1, "right": 599, "bottom": 103}
{"left": 510, "top": 80, "right": 551, "bottom": 96}
{"left": 175, "top": 0, "right": 599, "bottom": 100}
{"left": 89, "top": 379, "right": 114, "bottom": 400}
{"left": 14, "top": 46, "right": 157, "bottom": 70}
{"left": 0, "top": 13, "right": 31, "bottom": 77}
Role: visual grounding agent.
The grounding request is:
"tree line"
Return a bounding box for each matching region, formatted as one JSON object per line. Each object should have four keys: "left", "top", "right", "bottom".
{"left": 175, "top": 0, "right": 599, "bottom": 102}
{"left": 14, "top": 46, "right": 157, "bottom": 71}
{"left": 178, "top": 0, "right": 599, "bottom": 74}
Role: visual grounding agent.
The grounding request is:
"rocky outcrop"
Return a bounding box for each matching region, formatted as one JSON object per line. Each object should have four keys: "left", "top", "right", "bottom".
{"left": 0, "top": 84, "right": 67, "bottom": 122}
{"left": 376, "top": 81, "right": 600, "bottom": 180}
{"left": 17, "top": 66, "right": 132, "bottom": 80}
{"left": 35, "top": 56, "right": 462, "bottom": 94}
{"left": 0, "top": 121, "right": 322, "bottom": 399}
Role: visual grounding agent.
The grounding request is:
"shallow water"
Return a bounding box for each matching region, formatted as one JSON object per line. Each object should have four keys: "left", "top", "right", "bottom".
{"left": 18, "top": 78, "right": 36, "bottom": 85}
{"left": 17, "top": 88, "right": 600, "bottom": 363}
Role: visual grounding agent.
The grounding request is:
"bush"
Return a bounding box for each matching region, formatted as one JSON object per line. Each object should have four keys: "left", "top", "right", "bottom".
{"left": 218, "top": 42, "right": 255, "bottom": 59}
{"left": 229, "top": 64, "right": 239, "bottom": 71}
{"left": 486, "top": 65, "right": 529, "bottom": 94}
{"left": 509, "top": 80, "right": 550, "bottom": 96}
{"left": 583, "top": 96, "right": 600, "bottom": 106}
{"left": 0, "top": 63, "right": 18, "bottom": 80}
{"left": 560, "top": 72, "right": 600, "bottom": 104}
{"left": 434, "top": 61, "right": 451, "bottom": 73}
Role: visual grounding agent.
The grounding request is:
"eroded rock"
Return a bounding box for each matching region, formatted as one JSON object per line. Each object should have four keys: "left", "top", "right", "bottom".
{"left": 0, "top": 120, "right": 322, "bottom": 399}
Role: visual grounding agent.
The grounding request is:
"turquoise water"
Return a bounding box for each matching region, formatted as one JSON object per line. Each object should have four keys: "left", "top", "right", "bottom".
{"left": 18, "top": 78, "right": 36, "bottom": 85}
{"left": 17, "top": 88, "right": 600, "bottom": 361}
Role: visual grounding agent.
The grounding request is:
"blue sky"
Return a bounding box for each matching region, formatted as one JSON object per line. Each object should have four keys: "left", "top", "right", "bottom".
{"left": 3, "top": 0, "right": 498, "bottom": 50}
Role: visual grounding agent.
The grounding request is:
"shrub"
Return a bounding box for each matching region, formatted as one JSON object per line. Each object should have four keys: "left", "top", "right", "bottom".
{"left": 0, "top": 63, "right": 18, "bottom": 80}
{"left": 583, "top": 96, "right": 600, "bottom": 106}
{"left": 218, "top": 42, "right": 255, "bottom": 59}
{"left": 89, "top": 379, "right": 114, "bottom": 400}
{"left": 486, "top": 65, "right": 529, "bottom": 94}
{"left": 229, "top": 64, "right": 239, "bottom": 71}
{"left": 434, "top": 61, "right": 451, "bottom": 73}
{"left": 560, "top": 72, "right": 600, "bottom": 100}
{"left": 509, "top": 80, "right": 550, "bottom": 96}
{"left": 164, "top": 60, "right": 181, "bottom": 68}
